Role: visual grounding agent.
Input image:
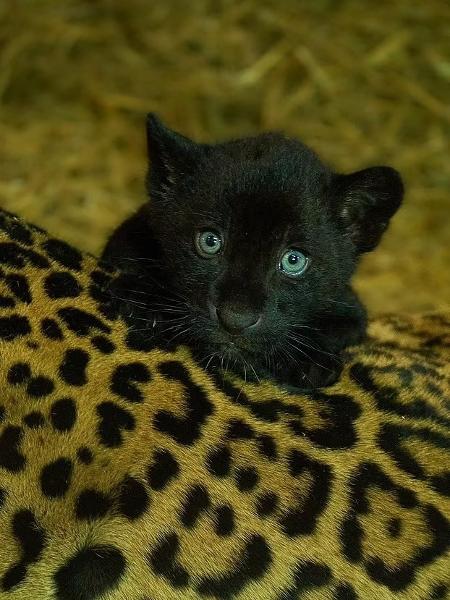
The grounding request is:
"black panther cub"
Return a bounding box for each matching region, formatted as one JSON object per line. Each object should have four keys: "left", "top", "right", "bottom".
{"left": 102, "top": 114, "right": 403, "bottom": 390}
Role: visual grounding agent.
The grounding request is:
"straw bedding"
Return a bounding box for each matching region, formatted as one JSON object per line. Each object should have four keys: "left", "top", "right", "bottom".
{"left": 0, "top": 0, "right": 448, "bottom": 313}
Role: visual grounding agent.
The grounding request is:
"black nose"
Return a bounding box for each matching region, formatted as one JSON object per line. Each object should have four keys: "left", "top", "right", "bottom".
{"left": 216, "top": 305, "right": 261, "bottom": 333}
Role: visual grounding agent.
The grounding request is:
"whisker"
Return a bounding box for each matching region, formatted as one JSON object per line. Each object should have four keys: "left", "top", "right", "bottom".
{"left": 326, "top": 298, "right": 354, "bottom": 308}
{"left": 285, "top": 338, "right": 335, "bottom": 374}
{"left": 203, "top": 352, "right": 219, "bottom": 371}
{"left": 287, "top": 332, "right": 339, "bottom": 360}
{"left": 279, "top": 344, "right": 315, "bottom": 388}
{"left": 119, "top": 257, "right": 161, "bottom": 263}
{"left": 292, "top": 323, "right": 322, "bottom": 332}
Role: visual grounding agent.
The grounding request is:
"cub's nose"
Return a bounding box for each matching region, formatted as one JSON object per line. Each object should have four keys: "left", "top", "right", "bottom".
{"left": 216, "top": 305, "right": 261, "bottom": 334}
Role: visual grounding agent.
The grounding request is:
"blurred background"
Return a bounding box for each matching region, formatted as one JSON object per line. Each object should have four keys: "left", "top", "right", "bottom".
{"left": 0, "top": 0, "right": 448, "bottom": 314}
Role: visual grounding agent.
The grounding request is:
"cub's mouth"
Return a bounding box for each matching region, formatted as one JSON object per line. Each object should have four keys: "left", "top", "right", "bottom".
{"left": 199, "top": 323, "right": 269, "bottom": 379}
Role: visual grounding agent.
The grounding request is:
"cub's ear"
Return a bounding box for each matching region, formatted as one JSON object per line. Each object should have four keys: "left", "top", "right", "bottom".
{"left": 145, "top": 113, "right": 202, "bottom": 200}
{"left": 333, "top": 166, "right": 404, "bottom": 253}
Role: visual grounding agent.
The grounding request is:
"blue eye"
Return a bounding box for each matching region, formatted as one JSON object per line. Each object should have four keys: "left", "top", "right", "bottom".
{"left": 279, "top": 248, "right": 309, "bottom": 277}
{"left": 195, "top": 230, "right": 222, "bottom": 257}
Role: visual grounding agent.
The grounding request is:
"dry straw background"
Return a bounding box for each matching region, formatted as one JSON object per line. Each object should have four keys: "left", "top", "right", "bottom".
{"left": 0, "top": 0, "right": 449, "bottom": 314}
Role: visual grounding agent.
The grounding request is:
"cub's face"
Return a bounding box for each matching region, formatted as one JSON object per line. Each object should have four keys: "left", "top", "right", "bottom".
{"left": 143, "top": 116, "right": 403, "bottom": 365}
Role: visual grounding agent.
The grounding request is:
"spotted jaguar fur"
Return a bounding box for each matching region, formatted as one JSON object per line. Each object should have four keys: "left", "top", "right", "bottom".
{"left": 0, "top": 209, "right": 448, "bottom": 599}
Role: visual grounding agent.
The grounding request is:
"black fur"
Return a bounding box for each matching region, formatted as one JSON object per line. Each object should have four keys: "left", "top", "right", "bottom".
{"left": 102, "top": 115, "right": 403, "bottom": 390}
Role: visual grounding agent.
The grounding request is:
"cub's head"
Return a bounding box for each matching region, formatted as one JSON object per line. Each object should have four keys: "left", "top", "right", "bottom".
{"left": 142, "top": 115, "right": 403, "bottom": 362}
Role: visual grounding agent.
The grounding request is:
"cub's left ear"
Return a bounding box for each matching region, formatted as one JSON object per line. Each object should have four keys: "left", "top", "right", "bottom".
{"left": 333, "top": 166, "right": 404, "bottom": 253}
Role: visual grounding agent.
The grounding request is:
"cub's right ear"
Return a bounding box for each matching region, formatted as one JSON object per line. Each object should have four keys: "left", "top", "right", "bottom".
{"left": 146, "top": 114, "right": 202, "bottom": 201}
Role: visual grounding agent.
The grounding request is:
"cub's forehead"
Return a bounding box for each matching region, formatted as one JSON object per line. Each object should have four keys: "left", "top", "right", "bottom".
{"left": 212, "top": 157, "right": 328, "bottom": 207}
{"left": 189, "top": 151, "right": 330, "bottom": 234}
{"left": 222, "top": 190, "right": 301, "bottom": 247}
{"left": 231, "top": 188, "right": 296, "bottom": 220}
